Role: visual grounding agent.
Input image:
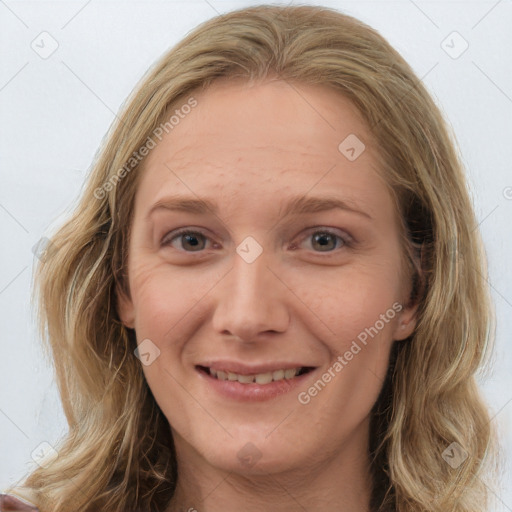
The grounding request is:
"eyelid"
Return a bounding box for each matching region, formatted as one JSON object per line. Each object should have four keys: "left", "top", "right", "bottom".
{"left": 161, "top": 227, "right": 212, "bottom": 248}
{"left": 300, "top": 226, "right": 353, "bottom": 242}
{"left": 161, "top": 226, "right": 354, "bottom": 253}
{"left": 294, "top": 226, "right": 354, "bottom": 251}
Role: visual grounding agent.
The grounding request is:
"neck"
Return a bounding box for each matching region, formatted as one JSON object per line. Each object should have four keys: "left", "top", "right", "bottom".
{"left": 166, "top": 420, "right": 374, "bottom": 512}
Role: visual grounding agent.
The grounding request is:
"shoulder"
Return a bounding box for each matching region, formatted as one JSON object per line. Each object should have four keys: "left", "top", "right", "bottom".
{"left": 0, "top": 493, "right": 39, "bottom": 511}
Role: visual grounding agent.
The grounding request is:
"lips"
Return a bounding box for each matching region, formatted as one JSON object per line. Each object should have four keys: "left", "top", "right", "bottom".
{"left": 195, "top": 362, "right": 318, "bottom": 401}
{"left": 197, "top": 365, "right": 313, "bottom": 384}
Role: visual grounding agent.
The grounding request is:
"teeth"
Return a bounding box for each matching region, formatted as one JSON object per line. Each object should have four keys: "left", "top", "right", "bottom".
{"left": 272, "top": 369, "right": 285, "bottom": 380}
{"left": 208, "top": 367, "right": 303, "bottom": 384}
{"left": 255, "top": 372, "right": 273, "bottom": 384}
{"left": 238, "top": 374, "right": 255, "bottom": 384}
{"left": 284, "top": 368, "right": 298, "bottom": 379}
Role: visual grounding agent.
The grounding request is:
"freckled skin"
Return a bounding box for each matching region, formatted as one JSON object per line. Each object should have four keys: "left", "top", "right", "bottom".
{"left": 118, "top": 78, "right": 418, "bottom": 511}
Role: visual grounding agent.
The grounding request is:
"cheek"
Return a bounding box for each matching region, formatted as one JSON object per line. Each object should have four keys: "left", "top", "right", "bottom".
{"left": 131, "top": 263, "right": 173, "bottom": 332}
{"left": 299, "top": 285, "right": 399, "bottom": 429}
{"left": 292, "top": 258, "right": 403, "bottom": 345}
{"left": 129, "top": 259, "right": 206, "bottom": 335}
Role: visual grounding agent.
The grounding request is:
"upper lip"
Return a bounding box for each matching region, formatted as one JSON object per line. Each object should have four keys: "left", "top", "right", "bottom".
{"left": 197, "top": 361, "right": 317, "bottom": 375}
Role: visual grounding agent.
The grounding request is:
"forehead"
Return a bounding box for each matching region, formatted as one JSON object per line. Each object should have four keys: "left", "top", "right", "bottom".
{"left": 135, "top": 79, "right": 393, "bottom": 222}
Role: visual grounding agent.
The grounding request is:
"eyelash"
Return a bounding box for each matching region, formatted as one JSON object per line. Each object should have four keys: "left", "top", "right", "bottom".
{"left": 161, "top": 227, "right": 354, "bottom": 256}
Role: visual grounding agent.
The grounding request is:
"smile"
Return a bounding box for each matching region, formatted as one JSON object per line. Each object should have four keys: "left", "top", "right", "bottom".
{"left": 195, "top": 364, "right": 317, "bottom": 401}
{"left": 199, "top": 366, "right": 314, "bottom": 384}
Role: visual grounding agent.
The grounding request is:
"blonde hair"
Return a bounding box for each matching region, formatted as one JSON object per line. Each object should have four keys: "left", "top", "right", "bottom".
{"left": 9, "top": 4, "right": 498, "bottom": 511}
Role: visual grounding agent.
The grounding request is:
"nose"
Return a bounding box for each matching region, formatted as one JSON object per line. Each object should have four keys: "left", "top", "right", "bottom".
{"left": 212, "top": 245, "right": 290, "bottom": 343}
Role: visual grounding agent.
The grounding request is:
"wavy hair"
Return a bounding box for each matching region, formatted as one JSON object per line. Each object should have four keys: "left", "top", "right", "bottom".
{"left": 8, "top": 4, "right": 498, "bottom": 511}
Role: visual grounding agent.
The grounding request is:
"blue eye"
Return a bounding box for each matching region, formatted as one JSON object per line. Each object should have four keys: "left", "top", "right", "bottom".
{"left": 301, "top": 229, "right": 352, "bottom": 252}
{"left": 161, "top": 227, "right": 353, "bottom": 254}
{"left": 162, "top": 229, "right": 210, "bottom": 252}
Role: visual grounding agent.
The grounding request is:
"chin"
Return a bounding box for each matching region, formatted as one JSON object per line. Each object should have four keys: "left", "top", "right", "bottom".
{"left": 192, "top": 427, "right": 310, "bottom": 476}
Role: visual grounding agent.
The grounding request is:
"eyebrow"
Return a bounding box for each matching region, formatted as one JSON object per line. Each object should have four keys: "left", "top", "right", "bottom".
{"left": 146, "top": 194, "right": 372, "bottom": 221}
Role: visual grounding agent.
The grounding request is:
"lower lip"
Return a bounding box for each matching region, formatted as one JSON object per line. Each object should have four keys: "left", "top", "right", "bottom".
{"left": 196, "top": 367, "right": 316, "bottom": 402}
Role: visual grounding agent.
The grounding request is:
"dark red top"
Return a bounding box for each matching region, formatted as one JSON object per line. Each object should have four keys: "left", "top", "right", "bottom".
{"left": 0, "top": 494, "right": 39, "bottom": 511}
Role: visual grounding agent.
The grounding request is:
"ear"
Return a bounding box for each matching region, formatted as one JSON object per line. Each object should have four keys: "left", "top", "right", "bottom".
{"left": 392, "top": 242, "right": 425, "bottom": 341}
{"left": 116, "top": 286, "right": 135, "bottom": 329}
{"left": 392, "top": 302, "right": 419, "bottom": 341}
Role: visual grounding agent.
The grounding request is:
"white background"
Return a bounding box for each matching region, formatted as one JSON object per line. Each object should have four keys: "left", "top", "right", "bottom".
{"left": 0, "top": 0, "right": 511, "bottom": 509}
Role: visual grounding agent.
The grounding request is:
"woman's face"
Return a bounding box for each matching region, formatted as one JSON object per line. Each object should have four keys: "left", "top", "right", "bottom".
{"left": 118, "top": 78, "right": 418, "bottom": 476}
